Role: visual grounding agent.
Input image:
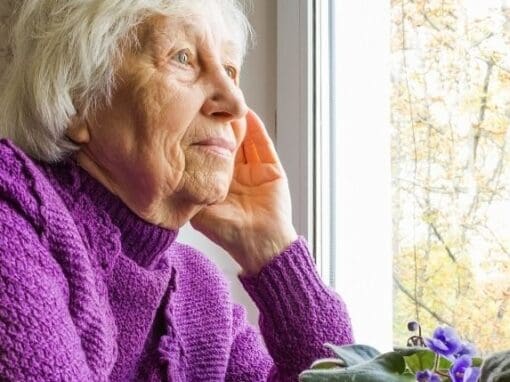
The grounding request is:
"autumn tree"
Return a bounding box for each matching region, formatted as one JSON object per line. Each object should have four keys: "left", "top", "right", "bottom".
{"left": 392, "top": 0, "right": 510, "bottom": 354}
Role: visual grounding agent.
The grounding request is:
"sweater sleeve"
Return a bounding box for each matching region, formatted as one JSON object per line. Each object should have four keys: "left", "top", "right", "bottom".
{"left": 0, "top": 201, "right": 93, "bottom": 381}
{"left": 227, "top": 236, "right": 354, "bottom": 381}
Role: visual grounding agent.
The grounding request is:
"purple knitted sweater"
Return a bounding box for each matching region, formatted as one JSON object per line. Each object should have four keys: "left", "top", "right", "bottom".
{"left": 0, "top": 139, "right": 353, "bottom": 381}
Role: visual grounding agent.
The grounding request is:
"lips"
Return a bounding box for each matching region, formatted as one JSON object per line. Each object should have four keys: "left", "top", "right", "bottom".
{"left": 192, "top": 137, "right": 236, "bottom": 153}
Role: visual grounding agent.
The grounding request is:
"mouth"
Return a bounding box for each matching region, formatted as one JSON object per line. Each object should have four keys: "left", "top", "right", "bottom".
{"left": 191, "top": 137, "right": 236, "bottom": 158}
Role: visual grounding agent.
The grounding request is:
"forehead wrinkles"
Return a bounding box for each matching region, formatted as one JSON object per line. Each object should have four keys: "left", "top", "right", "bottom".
{"left": 188, "top": 16, "right": 243, "bottom": 66}
{"left": 145, "top": 13, "right": 241, "bottom": 65}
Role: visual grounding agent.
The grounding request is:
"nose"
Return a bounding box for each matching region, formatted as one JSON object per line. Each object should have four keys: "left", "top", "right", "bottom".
{"left": 201, "top": 68, "right": 248, "bottom": 122}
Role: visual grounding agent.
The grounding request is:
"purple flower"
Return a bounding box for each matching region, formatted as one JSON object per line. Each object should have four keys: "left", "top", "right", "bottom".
{"left": 449, "top": 355, "right": 481, "bottom": 382}
{"left": 416, "top": 370, "right": 441, "bottom": 382}
{"left": 463, "top": 366, "right": 481, "bottom": 382}
{"left": 424, "top": 326, "right": 462, "bottom": 357}
{"left": 454, "top": 341, "right": 477, "bottom": 358}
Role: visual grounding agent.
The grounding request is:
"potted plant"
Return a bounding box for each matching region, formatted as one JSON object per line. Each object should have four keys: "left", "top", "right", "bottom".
{"left": 299, "top": 322, "right": 510, "bottom": 381}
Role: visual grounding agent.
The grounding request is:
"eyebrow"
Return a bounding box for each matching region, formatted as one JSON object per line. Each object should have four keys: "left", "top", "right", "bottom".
{"left": 175, "top": 19, "right": 242, "bottom": 64}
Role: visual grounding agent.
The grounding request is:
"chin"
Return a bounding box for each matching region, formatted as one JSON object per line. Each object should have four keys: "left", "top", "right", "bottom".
{"left": 183, "top": 159, "right": 233, "bottom": 204}
{"left": 186, "top": 175, "right": 231, "bottom": 206}
{"left": 204, "top": 181, "right": 230, "bottom": 204}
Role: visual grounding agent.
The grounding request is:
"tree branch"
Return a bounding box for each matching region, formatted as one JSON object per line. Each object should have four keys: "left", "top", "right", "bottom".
{"left": 400, "top": 188, "right": 458, "bottom": 263}
{"left": 394, "top": 276, "right": 454, "bottom": 327}
{"left": 430, "top": 222, "right": 457, "bottom": 263}
{"left": 473, "top": 60, "right": 494, "bottom": 161}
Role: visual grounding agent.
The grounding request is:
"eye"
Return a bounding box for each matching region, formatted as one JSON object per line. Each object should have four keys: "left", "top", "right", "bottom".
{"left": 224, "top": 65, "right": 237, "bottom": 79}
{"left": 173, "top": 49, "right": 191, "bottom": 65}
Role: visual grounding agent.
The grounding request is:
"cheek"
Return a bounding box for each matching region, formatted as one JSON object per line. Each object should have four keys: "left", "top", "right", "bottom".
{"left": 133, "top": 76, "right": 202, "bottom": 145}
{"left": 137, "top": 79, "right": 211, "bottom": 186}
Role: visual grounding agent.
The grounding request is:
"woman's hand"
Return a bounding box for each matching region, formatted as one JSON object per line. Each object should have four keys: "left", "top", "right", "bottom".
{"left": 190, "top": 110, "right": 298, "bottom": 276}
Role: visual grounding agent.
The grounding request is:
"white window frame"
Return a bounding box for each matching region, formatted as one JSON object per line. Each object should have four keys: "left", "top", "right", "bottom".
{"left": 276, "top": 0, "right": 315, "bottom": 246}
{"left": 276, "top": 0, "right": 393, "bottom": 351}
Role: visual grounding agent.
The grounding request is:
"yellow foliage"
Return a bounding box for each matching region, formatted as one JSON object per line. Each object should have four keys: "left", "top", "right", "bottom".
{"left": 392, "top": 0, "right": 510, "bottom": 354}
{"left": 421, "top": 209, "right": 440, "bottom": 225}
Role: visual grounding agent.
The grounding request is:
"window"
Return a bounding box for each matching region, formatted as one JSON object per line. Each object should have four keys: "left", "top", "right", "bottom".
{"left": 278, "top": 0, "right": 392, "bottom": 350}
{"left": 278, "top": 0, "right": 510, "bottom": 354}
{"left": 390, "top": 0, "right": 510, "bottom": 353}
{"left": 317, "top": 0, "right": 393, "bottom": 351}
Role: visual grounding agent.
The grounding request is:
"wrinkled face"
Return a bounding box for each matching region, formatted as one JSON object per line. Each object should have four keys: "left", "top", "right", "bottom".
{"left": 81, "top": 9, "right": 248, "bottom": 226}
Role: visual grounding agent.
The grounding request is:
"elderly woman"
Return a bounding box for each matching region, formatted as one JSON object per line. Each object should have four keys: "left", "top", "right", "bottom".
{"left": 0, "top": 1, "right": 353, "bottom": 381}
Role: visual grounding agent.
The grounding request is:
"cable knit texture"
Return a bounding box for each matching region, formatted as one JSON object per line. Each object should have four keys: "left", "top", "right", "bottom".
{"left": 0, "top": 138, "right": 354, "bottom": 381}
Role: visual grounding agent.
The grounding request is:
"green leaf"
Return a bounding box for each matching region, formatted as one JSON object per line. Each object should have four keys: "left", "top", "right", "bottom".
{"left": 299, "top": 351, "right": 412, "bottom": 382}
{"left": 472, "top": 357, "right": 483, "bottom": 368}
{"left": 434, "top": 355, "right": 452, "bottom": 370}
{"left": 406, "top": 351, "right": 450, "bottom": 373}
{"left": 310, "top": 358, "right": 347, "bottom": 370}
{"left": 324, "top": 344, "right": 381, "bottom": 366}
{"left": 403, "top": 350, "right": 433, "bottom": 372}
{"left": 394, "top": 347, "right": 452, "bottom": 373}
{"left": 393, "top": 346, "right": 426, "bottom": 357}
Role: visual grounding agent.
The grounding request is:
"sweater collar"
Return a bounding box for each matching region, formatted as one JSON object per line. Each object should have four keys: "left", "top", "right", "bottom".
{"left": 48, "top": 159, "right": 178, "bottom": 269}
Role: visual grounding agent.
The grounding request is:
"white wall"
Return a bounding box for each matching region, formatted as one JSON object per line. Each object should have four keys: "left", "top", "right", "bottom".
{"left": 177, "top": 0, "right": 277, "bottom": 326}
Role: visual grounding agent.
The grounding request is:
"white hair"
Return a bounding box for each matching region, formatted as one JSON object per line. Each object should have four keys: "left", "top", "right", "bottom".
{"left": 0, "top": 0, "right": 253, "bottom": 162}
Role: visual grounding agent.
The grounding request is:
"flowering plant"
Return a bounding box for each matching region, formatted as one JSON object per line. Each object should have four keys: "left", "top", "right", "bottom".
{"left": 298, "top": 322, "right": 506, "bottom": 381}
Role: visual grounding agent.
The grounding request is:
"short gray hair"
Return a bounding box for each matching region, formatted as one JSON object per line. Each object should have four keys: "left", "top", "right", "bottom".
{"left": 0, "top": 0, "right": 253, "bottom": 162}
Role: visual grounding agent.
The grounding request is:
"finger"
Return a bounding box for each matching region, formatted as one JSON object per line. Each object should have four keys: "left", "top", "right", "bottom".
{"left": 232, "top": 117, "right": 247, "bottom": 164}
{"left": 245, "top": 109, "right": 279, "bottom": 163}
{"left": 234, "top": 143, "right": 246, "bottom": 164}
{"left": 243, "top": 139, "right": 261, "bottom": 163}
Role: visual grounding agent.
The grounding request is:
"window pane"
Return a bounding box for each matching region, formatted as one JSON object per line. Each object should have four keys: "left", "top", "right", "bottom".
{"left": 329, "top": 1, "right": 393, "bottom": 350}
{"left": 392, "top": 0, "right": 510, "bottom": 353}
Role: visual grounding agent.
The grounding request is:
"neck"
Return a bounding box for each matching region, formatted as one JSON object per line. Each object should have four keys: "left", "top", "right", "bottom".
{"left": 42, "top": 153, "right": 181, "bottom": 268}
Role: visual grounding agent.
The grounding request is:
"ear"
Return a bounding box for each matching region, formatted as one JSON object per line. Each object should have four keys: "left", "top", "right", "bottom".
{"left": 66, "top": 114, "right": 90, "bottom": 144}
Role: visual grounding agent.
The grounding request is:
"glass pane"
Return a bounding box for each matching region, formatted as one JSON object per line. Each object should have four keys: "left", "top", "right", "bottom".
{"left": 329, "top": 1, "right": 393, "bottom": 350}
{"left": 392, "top": 0, "right": 510, "bottom": 353}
